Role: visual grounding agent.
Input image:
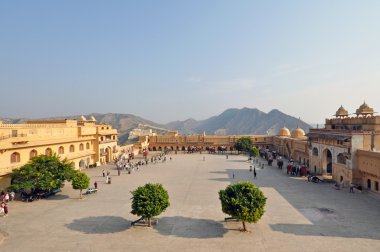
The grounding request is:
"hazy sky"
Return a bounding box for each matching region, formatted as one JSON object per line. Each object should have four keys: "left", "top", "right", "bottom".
{"left": 1, "top": 1, "right": 379, "bottom": 124}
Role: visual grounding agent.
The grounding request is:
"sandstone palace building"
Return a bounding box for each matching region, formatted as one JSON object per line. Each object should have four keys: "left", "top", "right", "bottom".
{"left": 140, "top": 102, "right": 380, "bottom": 194}
{"left": 0, "top": 116, "right": 118, "bottom": 189}
{"left": 1, "top": 103, "right": 380, "bottom": 194}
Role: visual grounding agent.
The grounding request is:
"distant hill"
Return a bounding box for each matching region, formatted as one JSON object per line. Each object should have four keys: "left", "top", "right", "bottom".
{"left": 164, "top": 108, "right": 311, "bottom": 135}
{"left": 1, "top": 108, "right": 311, "bottom": 145}
{"left": 44, "top": 113, "right": 165, "bottom": 145}
{"left": 0, "top": 113, "right": 165, "bottom": 145}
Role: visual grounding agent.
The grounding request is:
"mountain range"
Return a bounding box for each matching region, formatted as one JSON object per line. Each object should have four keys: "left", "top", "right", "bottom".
{"left": 1, "top": 108, "right": 311, "bottom": 145}
{"left": 164, "top": 108, "right": 310, "bottom": 136}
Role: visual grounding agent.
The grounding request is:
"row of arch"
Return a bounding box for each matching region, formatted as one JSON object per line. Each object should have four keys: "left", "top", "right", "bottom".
{"left": 312, "top": 147, "right": 348, "bottom": 165}
{"left": 10, "top": 142, "right": 91, "bottom": 164}
{"left": 149, "top": 146, "right": 235, "bottom": 152}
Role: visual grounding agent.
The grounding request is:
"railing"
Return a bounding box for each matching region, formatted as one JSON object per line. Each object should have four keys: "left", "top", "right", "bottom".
{"left": 0, "top": 133, "right": 27, "bottom": 141}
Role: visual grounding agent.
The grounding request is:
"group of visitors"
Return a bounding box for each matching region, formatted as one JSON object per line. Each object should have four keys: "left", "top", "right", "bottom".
{"left": 1, "top": 190, "right": 14, "bottom": 217}
{"left": 286, "top": 162, "right": 308, "bottom": 176}
{"left": 97, "top": 152, "right": 172, "bottom": 186}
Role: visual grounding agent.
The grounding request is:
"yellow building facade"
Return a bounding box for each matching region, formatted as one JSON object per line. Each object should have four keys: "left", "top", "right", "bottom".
{"left": 141, "top": 103, "right": 380, "bottom": 194}
{"left": 0, "top": 116, "right": 119, "bottom": 190}
{"left": 142, "top": 131, "right": 273, "bottom": 152}
{"left": 308, "top": 103, "right": 380, "bottom": 193}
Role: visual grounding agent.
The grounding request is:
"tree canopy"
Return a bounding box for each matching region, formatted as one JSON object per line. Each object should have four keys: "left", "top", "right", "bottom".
{"left": 219, "top": 182, "right": 266, "bottom": 231}
{"left": 249, "top": 146, "right": 259, "bottom": 157}
{"left": 71, "top": 171, "right": 90, "bottom": 199}
{"left": 234, "top": 137, "right": 255, "bottom": 153}
{"left": 131, "top": 183, "right": 170, "bottom": 227}
{"left": 10, "top": 154, "right": 74, "bottom": 192}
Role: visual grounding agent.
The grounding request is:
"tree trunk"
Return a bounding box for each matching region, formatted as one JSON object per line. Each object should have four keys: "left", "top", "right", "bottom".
{"left": 148, "top": 217, "right": 151, "bottom": 227}
{"left": 79, "top": 189, "right": 82, "bottom": 199}
{"left": 242, "top": 221, "right": 247, "bottom": 232}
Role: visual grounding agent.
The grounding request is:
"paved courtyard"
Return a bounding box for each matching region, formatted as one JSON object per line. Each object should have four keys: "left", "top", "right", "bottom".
{"left": 1, "top": 153, "right": 380, "bottom": 252}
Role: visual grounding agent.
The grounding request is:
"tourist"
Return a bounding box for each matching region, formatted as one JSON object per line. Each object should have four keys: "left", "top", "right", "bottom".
{"left": 232, "top": 172, "right": 235, "bottom": 179}
{"left": 10, "top": 191, "right": 15, "bottom": 201}
{"left": 349, "top": 183, "right": 355, "bottom": 193}
{"left": 254, "top": 167, "right": 257, "bottom": 179}
{"left": 94, "top": 181, "right": 98, "bottom": 189}
{"left": 102, "top": 170, "right": 105, "bottom": 177}
{"left": 1, "top": 202, "right": 7, "bottom": 217}
{"left": 5, "top": 192, "right": 9, "bottom": 203}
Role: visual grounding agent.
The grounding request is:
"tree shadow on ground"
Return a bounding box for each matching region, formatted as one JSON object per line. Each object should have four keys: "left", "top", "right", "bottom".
{"left": 270, "top": 223, "right": 380, "bottom": 240}
{"left": 227, "top": 159, "right": 250, "bottom": 163}
{"left": 45, "top": 194, "right": 69, "bottom": 201}
{"left": 66, "top": 216, "right": 131, "bottom": 234}
{"left": 154, "top": 216, "right": 227, "bottom": 239}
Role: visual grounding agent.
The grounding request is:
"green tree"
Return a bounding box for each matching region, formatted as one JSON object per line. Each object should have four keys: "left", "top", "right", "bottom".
{"left": 71, "top": 171, "right": 90, "bottom": 199}
{"left": 131, "top": 183, "right": 170, "bottom": 227}
{"left": 249, "top": 146, "right": 259, "bottom": 157}
{"left": 10, "top": 154, "right": 74, "bottom": 192}
{"left": 219, "top": 182, "right": 266, "bottom": 231}
{"left": 234, "top": 137, "right": 254, "bottom": 153}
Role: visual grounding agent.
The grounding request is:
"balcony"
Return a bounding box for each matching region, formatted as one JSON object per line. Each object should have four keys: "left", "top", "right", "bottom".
{"left": 98, "top": 129, "right": 118, "bottom": 135}
{"left": 0, "top": 133, "right": 27, "bottom": 141}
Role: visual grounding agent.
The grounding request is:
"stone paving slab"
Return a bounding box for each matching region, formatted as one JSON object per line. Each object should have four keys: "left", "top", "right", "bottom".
{"left": 1, "top": 153, "right": 380, "bottom": 251}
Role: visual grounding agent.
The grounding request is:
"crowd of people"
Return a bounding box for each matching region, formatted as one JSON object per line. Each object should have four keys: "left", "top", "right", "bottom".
{"left": 94, "top": 152, "right": 172, "bottom": 186}
{"left": 1, "top": 190, "right": 14, "bottom": 217}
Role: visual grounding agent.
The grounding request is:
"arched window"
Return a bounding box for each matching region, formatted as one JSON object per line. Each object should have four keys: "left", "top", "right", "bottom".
{"left": 58, "top": 146, "right": 64, "bottom": 154}
{"left": 312, "top": 148, "right": 319, "bottom": 156}
{"left": 86, "top": 142, "right": 90, "bottom": 149}
{"left": 70, "top": 145, "right": 75, "bottom": 152}
{"left": 30, "top": 149, "right": 38, "bottom": 159}
{"left": 45, "top": 148, "right": 52, "bottom": 156}
{"left": 337, "top": 153, "right": 347, "bottom": 164}
{"left": 79, "top": 143, "right": 84, "bottom": 151}
{"left": 11, "top": 152, "right": 20, "bottom": 163}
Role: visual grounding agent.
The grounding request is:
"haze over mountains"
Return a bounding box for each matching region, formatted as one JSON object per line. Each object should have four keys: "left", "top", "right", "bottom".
{"left": 1, "top": 108, "right": 311, "bottom": 145}
{"left": 165, "top": 108, "right": 310, "bottom": 135}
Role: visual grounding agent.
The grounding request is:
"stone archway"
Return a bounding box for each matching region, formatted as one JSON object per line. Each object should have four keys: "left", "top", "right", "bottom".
{"left": 322, "top": 148, "right": 332, "bottom": 174}
{"left": 105, "top": 147, "right": 111, "bottom": 163}
{"left": 79, "top": 159, "right": 85, "bottom": 169}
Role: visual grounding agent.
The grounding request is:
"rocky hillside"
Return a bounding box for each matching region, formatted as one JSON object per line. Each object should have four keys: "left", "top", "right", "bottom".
{"left": 164, "top": 108, "right": 311, "bottom": 135}
{"left": 1, "top": 108, "right": 311, "bottom": 144}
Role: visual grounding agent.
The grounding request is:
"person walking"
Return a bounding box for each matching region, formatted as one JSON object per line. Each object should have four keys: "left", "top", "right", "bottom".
{"left": 10, "top": 191, "right": 15, "bottom": 201}
{"left": 102, "top": 170, "right": 105, "bottom": 177}
{"left": 254, "top": 167, "right": 257, "bottom": 179}
{"left": 232, "top": 172, "right": 235, "bottom": 179}
{"left": 349, "top": 183, "right": 355, "bottom": 193}
{"left": 1, "top": 202, "right": 8, "bottom": 217}
{"left": 94, "top": 181, "right": 98, "bottom": 189}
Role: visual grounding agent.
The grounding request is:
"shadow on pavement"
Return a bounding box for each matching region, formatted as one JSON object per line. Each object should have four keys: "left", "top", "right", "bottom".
{"left": 213, "top": 162, "right": 380, "bottom": 241}
{"left": 66, "top": 216, "right": 131, "bottom": 234}
{"left": 270, "top": 223, "right": 380, "bottom": 240}
{"left": 155, "top": 216, "right": 227, "bottom": 239}
{"left": 45, "top": 194, "right": 69, "bottom": 201}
